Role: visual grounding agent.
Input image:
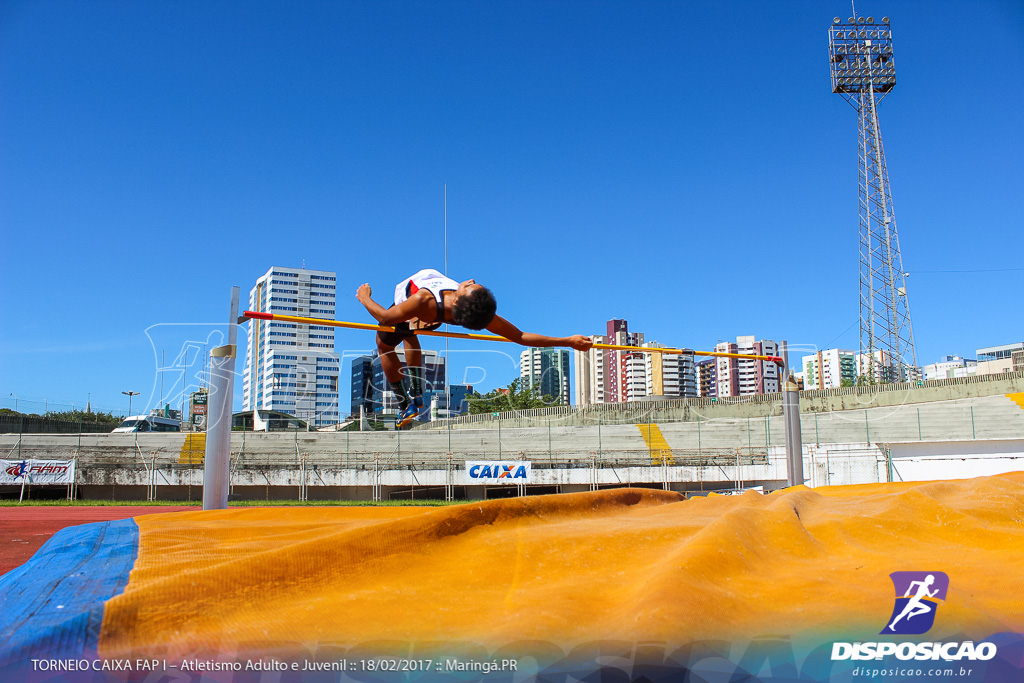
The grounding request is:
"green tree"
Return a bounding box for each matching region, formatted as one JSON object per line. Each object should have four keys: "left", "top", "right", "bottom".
{"left": 44, "top": 409, "right": 124, "bottom": 424}
{"left": 467, "top": 378, "right": 562, "bottom": 414}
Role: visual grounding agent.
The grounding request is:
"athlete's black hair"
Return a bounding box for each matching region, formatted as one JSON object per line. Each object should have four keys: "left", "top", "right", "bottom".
{"left": 452, "top": 287, "right": 497, "bottom": 330}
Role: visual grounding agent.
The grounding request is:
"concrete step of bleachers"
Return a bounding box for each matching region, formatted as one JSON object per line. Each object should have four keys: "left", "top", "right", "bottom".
{"left": 2, "top": 393, "right": 1022, "bottom": 469}
{"left": 179, "top": 433, "right": 206, "bottom": 465}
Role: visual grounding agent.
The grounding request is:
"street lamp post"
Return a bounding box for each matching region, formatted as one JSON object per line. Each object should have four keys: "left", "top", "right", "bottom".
{"left": 122, "top": 390, "right": 140, "bottom": 418}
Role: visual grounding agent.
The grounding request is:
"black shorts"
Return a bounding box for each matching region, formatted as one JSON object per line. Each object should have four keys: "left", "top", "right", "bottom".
{"left": 377, "top": 322, "right": 416, "bottom": 348}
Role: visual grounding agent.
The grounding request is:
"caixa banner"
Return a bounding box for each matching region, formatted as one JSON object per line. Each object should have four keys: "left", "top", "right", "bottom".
{"left": 1, "top": 459, "right": 76, "bottom": 485}
{"left": 465, "top": 461, "right": 531, "bottom": 485}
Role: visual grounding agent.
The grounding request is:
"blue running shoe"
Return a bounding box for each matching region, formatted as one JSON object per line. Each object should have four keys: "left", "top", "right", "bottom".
{"left": 397, "top": 396, "right": 425, "bottom": 429}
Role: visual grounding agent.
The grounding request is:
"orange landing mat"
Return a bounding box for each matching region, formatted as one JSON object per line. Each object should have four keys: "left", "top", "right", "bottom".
{"left": 99, "top": 474, "right": 1024, "bottom": 660}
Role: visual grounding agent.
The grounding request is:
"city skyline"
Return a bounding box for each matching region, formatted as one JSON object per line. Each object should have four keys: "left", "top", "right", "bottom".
{"left": 2, "top": 2, "right": 1021, "bottom": 417}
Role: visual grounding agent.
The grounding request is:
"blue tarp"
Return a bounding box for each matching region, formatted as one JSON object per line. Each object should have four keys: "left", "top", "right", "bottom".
{"left": 0, "top": 519, "right": 138, "bottom": 680}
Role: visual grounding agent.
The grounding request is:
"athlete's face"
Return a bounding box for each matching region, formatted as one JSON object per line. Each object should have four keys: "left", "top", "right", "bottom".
{"left": 456, "top": 279, "right": 482, "bottom": 298}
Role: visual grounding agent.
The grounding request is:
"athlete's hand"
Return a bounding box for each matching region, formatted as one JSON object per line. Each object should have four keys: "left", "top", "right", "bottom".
{"left": 356, "top": 284, "right": 372, "bottom": 303}
{"left": 567, "top": 335, "right": 593, "bottom": 351}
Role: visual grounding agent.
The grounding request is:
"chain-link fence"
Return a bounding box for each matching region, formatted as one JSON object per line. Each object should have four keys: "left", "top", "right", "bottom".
{"left": 0, "top": 415, "right": 117, "bottom": 434}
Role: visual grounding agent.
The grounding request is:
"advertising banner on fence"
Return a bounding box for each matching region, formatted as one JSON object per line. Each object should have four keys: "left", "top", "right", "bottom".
{"left": 465, "top": 460, "right": 531, "bottom": 485}
{"left": 1, "top": 459, "right": 75, "bottom": 484}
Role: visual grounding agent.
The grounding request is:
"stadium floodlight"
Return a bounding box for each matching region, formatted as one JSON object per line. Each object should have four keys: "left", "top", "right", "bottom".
{"left": 827, "top": 15, "right": 917, "bottom": 383}
{"left": 829, "top": 18, "right": 897, "bottom": 95}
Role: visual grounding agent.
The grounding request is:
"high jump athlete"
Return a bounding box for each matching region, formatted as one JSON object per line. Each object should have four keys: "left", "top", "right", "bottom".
{"left": 356, "top": 268, "right": 592, "bottom": 428}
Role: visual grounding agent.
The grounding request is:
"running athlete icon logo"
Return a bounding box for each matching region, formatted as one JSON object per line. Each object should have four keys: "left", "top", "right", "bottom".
{"left": 4, "top": 461, "right": 27, "bottom": 478}
{"left": 882, "top": 571, "right": 950, "bottom": 635}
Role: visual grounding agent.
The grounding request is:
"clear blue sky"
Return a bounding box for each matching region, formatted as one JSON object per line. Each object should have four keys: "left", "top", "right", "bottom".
{"left": 1, "top": 1, "right": 1021, "bottom": 418}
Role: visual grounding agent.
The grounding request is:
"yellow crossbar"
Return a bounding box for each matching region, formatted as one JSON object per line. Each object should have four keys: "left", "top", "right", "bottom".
{"left": 241, "top": 311, "right": 783, "bottom": 363}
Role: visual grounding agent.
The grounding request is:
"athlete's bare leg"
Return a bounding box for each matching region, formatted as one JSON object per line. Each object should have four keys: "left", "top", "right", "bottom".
{"left": 402, "top": 336, "right": 422, "bottom": 376}
{"left": 376, "top": 336, "right": 404, "bottom": 384}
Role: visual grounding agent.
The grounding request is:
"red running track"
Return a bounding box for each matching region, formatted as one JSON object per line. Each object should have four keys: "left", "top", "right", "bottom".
{"left": 0, "top": 506, "right": 196, "bottom": 577}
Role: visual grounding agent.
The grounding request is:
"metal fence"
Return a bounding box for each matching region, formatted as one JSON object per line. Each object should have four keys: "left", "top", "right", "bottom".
{"left": 2, "top": 447, "right": 777, "bottom": 504}
{"left": 0, "top": 415, "right": 115, "bottom": 434}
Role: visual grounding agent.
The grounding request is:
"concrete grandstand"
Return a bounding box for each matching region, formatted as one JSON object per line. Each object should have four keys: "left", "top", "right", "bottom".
{"left": 2, "top": 372, "right": 1023, "bottom": 501}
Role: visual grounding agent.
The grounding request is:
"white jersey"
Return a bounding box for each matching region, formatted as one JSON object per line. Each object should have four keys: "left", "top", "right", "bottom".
{"left": 394, "top": 269, "right": 460, "bottom": 306}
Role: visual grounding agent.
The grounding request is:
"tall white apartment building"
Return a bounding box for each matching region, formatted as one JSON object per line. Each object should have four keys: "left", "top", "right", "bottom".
{"left": 519, "top": 348, "right": 572, "bottom": 405}
{"left": 716, "top": 336, "right": 780, "bottom": 396}
{"left": 715, "top": 341, "right": 739, "bottom": 397}
{"left": 739, "top": 336, "right": 780, "bottom": 394}
{"left": 242, "top": 266, "right": 340, "bottom": 428}
{"left": 644, "top": 342, "right": 697, "bottom": 398}
{"left": 623, "top": 352, "right": 648, "bottom": 401}
{"left": 802, "top": 349, "right": 857, "bottom": 389}
{"left": 574, "top": 335, "right": 606, "bottom": 405}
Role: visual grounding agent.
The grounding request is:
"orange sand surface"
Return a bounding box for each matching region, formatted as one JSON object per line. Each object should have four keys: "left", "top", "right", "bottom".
{"left": 99, "top": 474, "right": 1024, "bottom": 660}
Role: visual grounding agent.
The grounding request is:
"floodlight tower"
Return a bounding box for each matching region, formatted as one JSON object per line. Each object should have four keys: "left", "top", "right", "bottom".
{"left": 829, "top": 13, "right": 917, "bottom": 382}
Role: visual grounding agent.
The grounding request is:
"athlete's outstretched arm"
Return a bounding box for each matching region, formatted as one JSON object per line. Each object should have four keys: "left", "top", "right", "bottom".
{"left": 356, "top": 284, "right": 432, "bottom": 325}
{"left": 487, "top": 315, "right": 592, "bottom": 351}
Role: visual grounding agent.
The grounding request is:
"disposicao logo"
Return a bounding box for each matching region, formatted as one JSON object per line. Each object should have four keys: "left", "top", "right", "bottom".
{"left": 883, "top": 571, "right": 949, "bottom": 635}
{"left": 831, "top": 571, "right": 998, "bottom": 663}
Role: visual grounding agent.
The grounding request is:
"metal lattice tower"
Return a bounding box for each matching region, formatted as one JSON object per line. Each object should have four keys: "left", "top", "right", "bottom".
{"left": 829, "top": 13, "right": 917, "bottom": 382}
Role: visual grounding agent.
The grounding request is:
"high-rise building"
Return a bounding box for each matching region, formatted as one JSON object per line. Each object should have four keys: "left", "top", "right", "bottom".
{"left": 603, "top": 319, "right": 644, "bottom": 403}
{"left": 370, "top": 350, "right": 446, "bottom": 416}
{"left": 573, "top": 319, "right": 694, "bottom": 404}
{"left": 427, "top": 384, "right": 473, "bottom": 419}
{"left": 644, "top": 343, "right": 696, "bottom": 399}
{"left": 715, "top": 336, "right": 781, "bottom": 396}
{"left": 802, "top": 349, "right": 857, "bottom": 389}
{"left": 574, "top": 335, "right": 607, "bottom": 405}
{"left": 737, "top": 336, "right": 781, "bottom": 395}
{"left": 519, "top": 348, "right": 571, "bottom": 405}
{"left": 242, "top": 266, "right": 340, "bottom": 428}
{"left": 695, "top": 358, "right": 717, "bottom": 398}
{"left": 622, "top": 351, "right": 647, "bottom": 402}
{"left": 350, "top": 355, "right": 374, "bottom": 417}
{"left": 714, "top": 341, "right": 740, "bottom": 397}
